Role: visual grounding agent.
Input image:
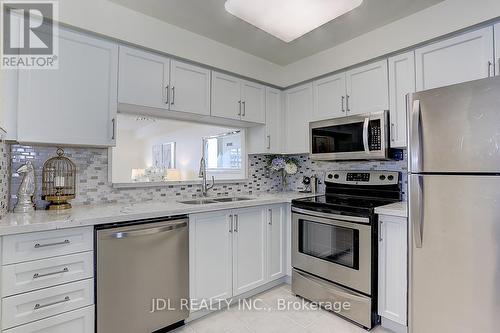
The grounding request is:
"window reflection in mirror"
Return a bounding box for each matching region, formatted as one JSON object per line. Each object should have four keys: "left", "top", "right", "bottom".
{"left": 111, "top": 114, "right": 246, "bottom": 185}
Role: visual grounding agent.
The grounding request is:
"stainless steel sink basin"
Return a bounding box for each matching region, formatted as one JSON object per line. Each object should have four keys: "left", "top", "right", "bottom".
{"left": 212, "top": 197, "right": 252, "bottom": 202}
{"left": 178, "top": 199, "right": 217, "bottom": 205}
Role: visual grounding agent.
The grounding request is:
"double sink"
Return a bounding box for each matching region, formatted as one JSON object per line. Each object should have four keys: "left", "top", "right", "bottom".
{"left": 179, "top": 197, "right": 252, "bottom": 205}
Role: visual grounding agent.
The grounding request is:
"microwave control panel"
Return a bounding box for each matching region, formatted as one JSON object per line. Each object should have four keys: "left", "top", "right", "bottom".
{"left": 369, "top": 120, "right": 382, "bottom": 151}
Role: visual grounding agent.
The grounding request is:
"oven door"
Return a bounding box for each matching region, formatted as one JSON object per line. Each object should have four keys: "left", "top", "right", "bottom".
{"left": 292, "top": 208, "right": 372, "bottom": 295}
{"left": 309, "top": 111, "right": 388, "bottom": 161}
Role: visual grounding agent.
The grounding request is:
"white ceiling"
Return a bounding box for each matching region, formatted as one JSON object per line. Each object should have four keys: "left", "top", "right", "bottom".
{"left": 109, "top": 0, "right": 445, "bottom": 65}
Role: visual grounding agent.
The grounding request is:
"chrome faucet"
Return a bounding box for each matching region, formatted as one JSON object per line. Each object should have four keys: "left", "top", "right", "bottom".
{"left": 199, "top": 157, "right": 215, "bottom": 197}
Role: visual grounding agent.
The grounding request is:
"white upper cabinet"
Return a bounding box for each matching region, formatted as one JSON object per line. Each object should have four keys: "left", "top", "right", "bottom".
{"left": 170, "top": 60, "right": 211, "bottom": 116}
{"left": 17, "top": 28, "right": 118, "bottom": 147}
{"left": 284, "top": 83, "right": 313, "bottom": 154}
{"left": 415, "top": 27, "right": 494, "bottom": 91}
{"left": 232, "top": 207, "right": 267, "bottom": 296}
{"left": 211, "top": 72, "right": 243, "bottom": 121}
{"left": 346, "top": 59, "right": 389, "bottom": 115}
{"left": 118, "top": 46, "right": 170, "bottom": 110}
{"left": 247, "top": 87, "right": 282, "bottom": 154}
{"left": 388, "top": 51, "right": 416, "bottom": 148}
{"left": 211, "top": 72, "right": 265, "bottom": 124}
{"left": 313, "top": 73, "right": 346, "bottom": 120}
{"left": 495, "top": 23, "right": 500, "bottom": 76}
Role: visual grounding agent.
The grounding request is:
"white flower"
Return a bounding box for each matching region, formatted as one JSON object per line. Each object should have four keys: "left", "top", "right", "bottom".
{"left": 284, "top": 162, "right": 298, "bottom": 175}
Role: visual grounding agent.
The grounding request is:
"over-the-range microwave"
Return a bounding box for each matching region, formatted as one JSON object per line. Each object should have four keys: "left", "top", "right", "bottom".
{"left": 309, "top": 111, "right": 389, "bottom": 161}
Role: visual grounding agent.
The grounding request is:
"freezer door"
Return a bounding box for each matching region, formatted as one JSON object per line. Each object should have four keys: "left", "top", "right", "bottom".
{"left": 409, "top": 174, "right": 500, "bottom": 333}
{"left": 408, "top": 76, "right": 500, "bottom": 173}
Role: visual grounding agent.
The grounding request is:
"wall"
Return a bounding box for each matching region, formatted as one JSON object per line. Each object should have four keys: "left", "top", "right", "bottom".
{"left": 283, "top": 0, "right": 500, "bottom": 85}
{"left": 8, "top": 144, "right": 407, "bottom": 210}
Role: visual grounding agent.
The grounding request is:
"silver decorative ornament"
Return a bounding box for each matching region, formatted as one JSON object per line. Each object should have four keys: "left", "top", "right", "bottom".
{"left": 14, "top": 161, "right": 36, "bottom": 213}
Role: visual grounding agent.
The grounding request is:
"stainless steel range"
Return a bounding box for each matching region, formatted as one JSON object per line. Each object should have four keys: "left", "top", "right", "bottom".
{"left": 291, "top": 170, "right": 401, "bottom": 329}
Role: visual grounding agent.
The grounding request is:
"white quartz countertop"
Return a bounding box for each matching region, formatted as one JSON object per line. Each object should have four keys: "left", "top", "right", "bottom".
{"left": 0, "top": 192, "right": 317, "bottom": 236}
{"left": 374, "top": 202, "right": 408, "bottom": 218}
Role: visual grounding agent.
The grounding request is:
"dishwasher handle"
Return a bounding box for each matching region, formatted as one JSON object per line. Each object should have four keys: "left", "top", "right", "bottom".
{"left": 106, "top": 221, "right": 187, "bottom": 239}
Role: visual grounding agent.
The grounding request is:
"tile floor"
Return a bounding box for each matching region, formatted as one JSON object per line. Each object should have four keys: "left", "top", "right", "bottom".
{"left": 174, "top": 284, "right": 393, "bottom": 333}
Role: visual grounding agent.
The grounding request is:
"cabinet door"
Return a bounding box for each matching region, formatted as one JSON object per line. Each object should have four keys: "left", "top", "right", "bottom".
{"left": 232, "top": 207, "right": 267, "bottom": 296}
{"left": 17, "top": 28, "right": 118, "bottom": 147}
{"left": 267, "top": 205, "right": 285, "bottom": 281}
{"left": 346, "top": 59, "right": 389, "bottom": 115}
{"left": 284, "top": 83, "right": 313, "bottom": 154}
{"left": 211, "top": 72, "right": 242, "bottom": 121}
{"left": 495, "top": 23, "right": 500, "bottom": 76}
{"left": 388, "top": 51, "right": 415, "bottom": 148}
{"left": 241, "top": 80, "right": 265, "bottom": 123}
{"left": 415, "top": 27, "right": 494, "bottom": 91}
{"left": 169, "top": 60, "right": 210, "bottom": 116}
{"left": 189, "top": 211, "right": 233, "bottom": 303}
{"left": 313, "top": 73, "right": 346, "bottom": 120}
{"left": 118, "top": 46, "right": 170, "bottom": 109}
{"left": 378, "top": 215, "right": 407, "bottom": 326}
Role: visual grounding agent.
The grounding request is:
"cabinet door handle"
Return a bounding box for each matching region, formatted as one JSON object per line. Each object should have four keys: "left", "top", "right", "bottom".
{"left": 379, "top": 221, "right": 383, "bottom": 242}
{"left": 242, "top": 101, "right": 246, "bottom": 117}
{"left": 267, "top": 135, "right": 271, "bottom": 149}
{"left": 229, "top": 215, "right": 233, "bottom": 233}
{"left": 171, "top": 86, "right": 175, "bottom": 105}
{"left": 165, "top": 85, "right": 170, "bottom": 104}
{"left": 390, "top": 123, "right": 395, "bottom": 142}
{"left": 111, "top": 118, "right": 116, "bottom": 140}
{"left": 238, "top": 101, "right": 242, "bottom": 116}
{"left": 34, "top": 239, "right": 70, "bottom": 248}
{"left": 497, "top": 58, "right": 500, "bottom": 76}
{"left": 341, "top": 96, "right": 345, "bottom": 113}
{"left": 33, "top": 267, "right": 69, "bottom": 279}
{"left": 346, "top": 95, "right": 350, "bottom": 113}
{"left": 34, "top": 296, "right": 70, "bottom": 310}
{"left": 488, "top": 61, "right": 493, "bottom": 77}
{"left": 268, "top": 209, "right": 273, "bottom": 225}
{"left": 234, "top": 214, "right": 238, "bottom": 232}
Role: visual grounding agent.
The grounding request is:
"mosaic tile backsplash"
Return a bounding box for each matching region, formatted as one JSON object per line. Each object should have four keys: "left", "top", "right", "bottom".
{"left": 9, "top": 144, "right": 407, "bottom": 210}
{"left": 0, "top": 141, "right": 10, "bottom": 217}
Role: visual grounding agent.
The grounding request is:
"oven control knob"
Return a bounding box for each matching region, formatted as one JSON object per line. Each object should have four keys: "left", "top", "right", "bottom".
{"left": 379, "top": 175, "right": 386, "bottom": 181}
{"left": 327, "top": 174, "right": 333, "bottom": 179}
{"left": 388, "top": 175, "right": 394, "bottom": 181}
{"left": 334, "top": 174, "right": 340, "bottom": 179}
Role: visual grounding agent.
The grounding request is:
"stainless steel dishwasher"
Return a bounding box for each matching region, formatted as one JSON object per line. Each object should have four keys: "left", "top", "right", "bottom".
{"left": 96, "top": 216, "right": 189, "bottom": 333}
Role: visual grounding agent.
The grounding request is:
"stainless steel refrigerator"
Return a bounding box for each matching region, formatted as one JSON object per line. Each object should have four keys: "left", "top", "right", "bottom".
{"left": 408, "top": 76, "right": 500, "bottom": 333}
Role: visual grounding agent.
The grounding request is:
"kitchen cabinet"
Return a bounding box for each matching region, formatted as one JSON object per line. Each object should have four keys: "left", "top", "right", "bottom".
{"left": 495, "top": 23, "right": 500, "bottom": 76}
{"left": 415, "top": 27, "right": 494, "bottom": 91}
{"left": 247, "top": 87, "right": 282, "bottom": 154}
{"left": 17, "top": 28, "right": 118, "bottom": 147}
{"left": 267, "top": 205, "right": 286, "bottom": 280}
{"left": 388, "top": 51, "right": 415, "bottom": 148}
{"left": 232, "top": 207, "right": 267, "bottom": 296}
{"left": 189, "top": 211, "right": 233, "bottom": 303}
{"left": 313, "top": 73, "right": 346, "bottom": 120}
{"left": 284, "top": 83, "right": 313, "bottom": 154}
{"left": 346, "top": 59, "right": 389, "bottom": 115}
{"left": 211, "top": 72, "right": 265, "bottom": 124}
{"left": 119, "top": 47, "right": 210, "bottom": 116}
{"left": 378, "top": 214, "right": 407, "bottom": 327}
{"left": 190, "top": 204, "right": 285, "bottom": 304}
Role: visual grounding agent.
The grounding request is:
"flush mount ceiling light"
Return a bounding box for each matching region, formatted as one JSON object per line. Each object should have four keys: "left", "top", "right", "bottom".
{"left": 224, "top": 0, "right": 363, "bottom": 43}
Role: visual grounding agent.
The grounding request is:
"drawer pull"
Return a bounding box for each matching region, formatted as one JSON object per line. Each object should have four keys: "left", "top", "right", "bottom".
{"left": 34, "top": 239, "right": 70, "bottom": 248}
{"left": 33, "top": 267, "right": 69, "bottom": 279}
{"left": 34, "top": 296, "right": 70, "bottom": 310}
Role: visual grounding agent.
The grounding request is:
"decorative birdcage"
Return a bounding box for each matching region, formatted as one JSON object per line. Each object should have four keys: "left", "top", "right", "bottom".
{"left": 42, "top": 148, "right": 76, "bottom": 210}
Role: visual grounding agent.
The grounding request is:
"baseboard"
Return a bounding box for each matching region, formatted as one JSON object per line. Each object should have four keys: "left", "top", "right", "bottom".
{"left": 187, "top": 276, "right": 289, "bottom": 322}
{"left": 381, "top": 317, "right": 407, "bottom": 333}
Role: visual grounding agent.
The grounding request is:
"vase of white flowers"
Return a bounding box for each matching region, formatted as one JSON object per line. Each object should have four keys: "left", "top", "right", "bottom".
{"left": 268, "top": 155, "right": 299, "bottom": 191}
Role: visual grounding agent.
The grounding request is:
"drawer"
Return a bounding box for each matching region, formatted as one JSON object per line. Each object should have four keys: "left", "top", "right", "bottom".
{"left": 2, "top": 252, "right": 94, "bottom": 296}
{"left": 2, "top": 279, "right": 93, "bottom": 329}
{"left": 2, "top": 227, "right": 93, "bottom": 265}
{"left": 3, "top": 305, "right": 94, "bottom": 333}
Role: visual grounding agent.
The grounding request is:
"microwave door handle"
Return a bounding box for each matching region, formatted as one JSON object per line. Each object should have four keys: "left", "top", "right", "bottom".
{"left": 362, "top": 117, "right": 369, "bottom": 153}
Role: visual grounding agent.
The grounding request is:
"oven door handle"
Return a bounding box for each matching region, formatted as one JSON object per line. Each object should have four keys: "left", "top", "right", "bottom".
{"left": 362, "top": 117, "right": 370, "bottom": 153}
{"left": 291, "top": 207, "right": 370, "bottom": 224}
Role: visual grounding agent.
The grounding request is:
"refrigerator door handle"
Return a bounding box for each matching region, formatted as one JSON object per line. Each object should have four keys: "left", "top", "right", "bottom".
{"left": 411, "top": 99, "right": 422, "bottom": 172}
{"left": 411, "top": 175, "right": 424, "bottom": 248}
{"left": 362, "top": 117, "right": 369, "bottom": 153}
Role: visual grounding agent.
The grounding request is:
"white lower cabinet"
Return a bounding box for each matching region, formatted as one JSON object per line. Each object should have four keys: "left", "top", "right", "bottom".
{"left": 378, "top": 214, "right": 407, "bottom": 327}
{"left": 3, "top": 306, "right": 94, "bottom": 333}
{"left": 190, "top": 204, "right": 285, "bottom": 305}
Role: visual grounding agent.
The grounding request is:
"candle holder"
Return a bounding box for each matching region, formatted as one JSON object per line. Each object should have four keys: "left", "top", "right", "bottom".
{"left": 42, "top": 148, "right": 76, "bottom": 210}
